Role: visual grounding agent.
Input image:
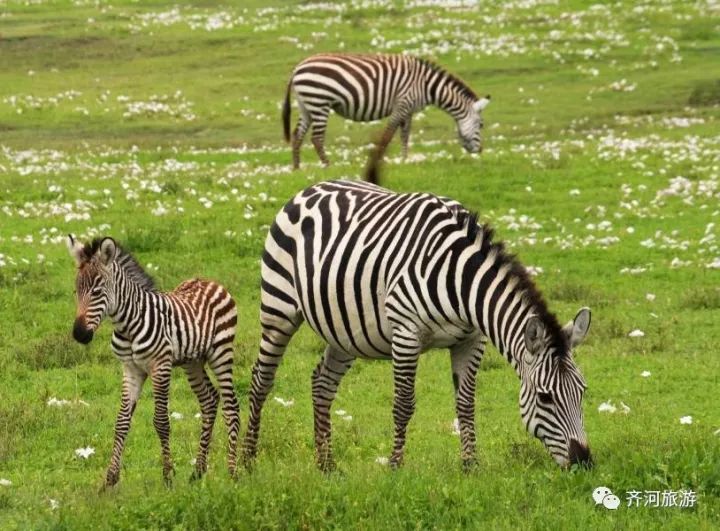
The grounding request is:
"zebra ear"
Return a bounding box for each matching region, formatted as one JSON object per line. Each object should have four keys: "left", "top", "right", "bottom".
{"left": 98, "top": 237, "right": 117, "bottom": 266}
{"left": 473, "top": 95, "right": 491, "bottom": 112}
{"left": 524, "top": 316, "right": 546, "bottom": 361}
{"left": 66, "top": 234, "right": 85, "bottom": 265}
{"left": 563, "top": 307, "right": 591, "bottom": 350}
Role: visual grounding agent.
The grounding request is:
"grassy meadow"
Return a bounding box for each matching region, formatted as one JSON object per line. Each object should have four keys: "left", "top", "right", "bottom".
{"left": 1, "top": 0, "right": 719, "bottom": 528}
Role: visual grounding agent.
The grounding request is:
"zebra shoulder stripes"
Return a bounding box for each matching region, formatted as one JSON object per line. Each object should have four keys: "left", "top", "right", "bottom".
{"left": 244, "top": 180, "right": 592, "bottom": 471}
{"left": 67, "top": 236, "right": 240, "bottom": 488}
{"left": 282, "top": 53, "right": 490, "bottom": 178}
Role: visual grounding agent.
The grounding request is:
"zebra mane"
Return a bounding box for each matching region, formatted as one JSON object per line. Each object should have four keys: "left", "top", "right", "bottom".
{"left": 417, "top": 57, "right": 478, "bottom": 102}
{"left": 83, "top": 238, "right": 156, "bottom": 291}
{"left": 455, "top": 210, "right": 569, "bottom": 357}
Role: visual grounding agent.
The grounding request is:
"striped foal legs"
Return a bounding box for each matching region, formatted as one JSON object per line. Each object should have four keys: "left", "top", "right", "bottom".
{"left": 450, "top": 338, "right": 485, "bottom": 471}
{"left": 184, "top": 362, "right": 219, "bottom": 481}
{"left": 311, "top": 345, "right": 355, "bottom": 472}
{"left": 389, "top": 331, "right": 421, "bottom": 469}
{"left": 104, "top": 364, "right": 146, "bottom": 489}
{"left": 208, "top": 344, "right": 240, "bottom": 477}
{"left": 151, "top": 361, "right": 174, "bottom": 486}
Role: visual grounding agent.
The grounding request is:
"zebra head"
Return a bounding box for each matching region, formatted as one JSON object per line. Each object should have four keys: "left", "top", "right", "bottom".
{"left": 67, "top": 235, "right": 118, "bottom": 344}
{"left": 457, "top": 95, "right": 490, "bottom": 154}
{"left": 519, "top": 307, "right": 592, "bottom": 469}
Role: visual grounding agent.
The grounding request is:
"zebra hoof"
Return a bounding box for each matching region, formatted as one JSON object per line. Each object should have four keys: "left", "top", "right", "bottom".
{"left": 317, "top": 459, "right": 336, "bottom": 475}
{"left": 388, "top": 455, "right": 404, "bottom": 470}
{"left": 462, "top": 457, "right": 478, "bottom": 474}
{"left": 189, "top": 468, "right": 206, "bottom": 482}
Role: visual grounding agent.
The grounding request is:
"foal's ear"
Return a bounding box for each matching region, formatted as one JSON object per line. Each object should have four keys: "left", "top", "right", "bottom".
{"left": 98, "top": 237, "right": 117, "bottom": 266}
{"left": 66, "top": 234, "right": 85, "bottom": 266}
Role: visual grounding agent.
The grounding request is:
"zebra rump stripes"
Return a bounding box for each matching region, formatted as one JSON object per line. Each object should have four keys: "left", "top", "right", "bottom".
{"left": 67, "top": 236, "right": 240, "bottom": 488}
{"left": 282, "top": 53, "right": 490, "bottom": 178}
{"left": 244, "top": 180, "right": 592, "bottom": 471}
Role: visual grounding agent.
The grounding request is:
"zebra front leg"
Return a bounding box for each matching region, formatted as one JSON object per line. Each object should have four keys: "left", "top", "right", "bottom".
{"left": 150, "top": 360, "right": 174, "bottom": 486}
{"left": 243, "top": 315, "right": 300, "bottom": 468}
{"left": 184, "top": 362, "right": 219, "bottom": 481}
{"left": 389, "top": 332, "right": 421, "bottom": 469}
{"left": 207, "top": 343, "right": 240, "bottom": 478}
{"left": 311, "top": 345, "right": 355, "bottom": 473}
{"left": 450, "top": 338, "right": 485, "bottom": 472}
{"left": 400, "top": 118, "right": 412, "bottom": 159}
{"left": 103, "top": 363, "right": 146, "bottom": 490}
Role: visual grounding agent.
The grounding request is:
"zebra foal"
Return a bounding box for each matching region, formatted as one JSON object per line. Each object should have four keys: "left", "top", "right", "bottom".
{"left": 244, "top": 180, "right": 592, "bottom": 472}
{"left": 67, "top": 236, "right": 240, "bottom": 488}
{"left": 282, "top": 53, "right": 490, "bottom": 179}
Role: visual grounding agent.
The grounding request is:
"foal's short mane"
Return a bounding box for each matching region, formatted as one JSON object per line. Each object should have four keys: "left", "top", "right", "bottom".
{"left": 83, "top": 238, "right": 156, "bottom": 292}
{"left": 455, "top": 210, "right": 569, "bottom": 357}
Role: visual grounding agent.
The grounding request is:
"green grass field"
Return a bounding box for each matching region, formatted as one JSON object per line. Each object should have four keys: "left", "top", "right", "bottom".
{"left": 1, "top": 0, "right": 719, "bottom": 528}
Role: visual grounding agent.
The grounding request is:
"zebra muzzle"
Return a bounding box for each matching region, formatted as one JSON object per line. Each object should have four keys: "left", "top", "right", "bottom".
{"left": 568, "top": 439, "right": 593, "bottom": 469}
{"left": 73, "top": 317, "right": 94, "bottom": 344}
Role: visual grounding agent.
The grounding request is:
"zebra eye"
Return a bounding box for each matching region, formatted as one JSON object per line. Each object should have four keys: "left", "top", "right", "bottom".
{"left": 537, "top": 392, "right": 553, "bottom": 405}
{"left": 91, "top": 287, "right": 103, "bottom": 296}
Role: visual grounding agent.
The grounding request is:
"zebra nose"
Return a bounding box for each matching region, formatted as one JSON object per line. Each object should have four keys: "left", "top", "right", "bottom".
{"left": 568, "top": 439, "right": 593, "bottom": 468}
{"left": 73, "top": 318, "right": 94, "bottom": 344}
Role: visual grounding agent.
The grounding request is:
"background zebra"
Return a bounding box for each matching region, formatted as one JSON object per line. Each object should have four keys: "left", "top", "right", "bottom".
{"left": 67, "top": 236, "right": 240, "bottom": 488}
{"left": 282, "top": 53, "right": 490, "bottom": 179}
{"left": 244, "top": 180, "right": 592, "bottom": 471}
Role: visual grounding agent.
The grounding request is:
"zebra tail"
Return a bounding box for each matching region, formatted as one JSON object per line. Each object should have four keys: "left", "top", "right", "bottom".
{"left": 364, "top": 146, "right": 382, "bottom": 185}
{"left": 282, "top": 81, "right": 292, "bottom": 143}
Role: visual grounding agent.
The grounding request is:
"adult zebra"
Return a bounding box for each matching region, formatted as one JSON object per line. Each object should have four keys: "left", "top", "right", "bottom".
{"left": 244, "top": 180, "right": 593, "bottom": 471}
{"left": 282, "top": 53, "right": 490, "bottom": 179}
{"left": 67, "top": 236, "right": 240, "bottom": 488}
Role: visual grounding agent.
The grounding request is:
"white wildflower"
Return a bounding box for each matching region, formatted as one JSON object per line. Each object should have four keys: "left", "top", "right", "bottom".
{"left": 679, "top": 416, "right": 693, "bottom": 425}
{"left": 598, "top": 401, "right": 617, "bottom": 413}
{"left": 273, "top": 396, "right": 294, "bottom": 407}
{"left": 628, "top": 329, "right": 645, "bottom": 338}
{"left": 641, "top": 371, "right": 651, "bottom": 378}
{"left": 75, "top": 447, "right": 95, "bottom": 459}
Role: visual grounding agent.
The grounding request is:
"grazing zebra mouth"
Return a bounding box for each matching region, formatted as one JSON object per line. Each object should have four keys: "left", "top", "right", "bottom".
{"left": 73, "top": 318, "right": 94, "bottom": 344}
{"left": 568, "top": 439, "right": 593, "bottom": 469}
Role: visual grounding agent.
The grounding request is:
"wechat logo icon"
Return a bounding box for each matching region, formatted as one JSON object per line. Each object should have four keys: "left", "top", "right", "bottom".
{"left": 593, "top": 486, "right": 620, "bottom": 510}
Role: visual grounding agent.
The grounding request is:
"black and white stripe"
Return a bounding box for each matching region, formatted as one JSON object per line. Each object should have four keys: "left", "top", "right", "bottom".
{"left": 282, "top": 53, "right": 490, "bottom": 175}
{"left": 244, "top": 180, "right": 592, "bottom": 470}
{"left": 67, "top": 236, "right": 240, "bottom": 488}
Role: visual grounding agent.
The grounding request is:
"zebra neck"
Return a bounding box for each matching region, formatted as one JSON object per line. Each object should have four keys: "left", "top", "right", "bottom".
{"left": 474, "top": 282, "right": 534, "bottom": 372}
{"left": 425, "top": 70, "right": 472, "bottom": 121}
{"left": 108, "top": 267, "right": 160, "bottom": 338}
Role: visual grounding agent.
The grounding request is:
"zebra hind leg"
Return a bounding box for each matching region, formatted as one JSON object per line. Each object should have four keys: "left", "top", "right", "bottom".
{"left": 292, "top": 118, "right": 309, "bottom": 170}
{"left": 184, "top": 362, "right": 220, "bottom": 481}
{"left": 242, "top": 315, "right": 301, "bottom": 469}
{"left": 389, "top": 330, "right": 421, "bottom": 469}
{"left": 207, "top": 342, "right": 240, "bottom": 478}
{"left": 310, "top": 110, "right": 330, "bottom": 166}
{"left": 450, "top": 338, "right": 485, "bottom": 472}
{"left": 150, "top": 360, "right": 175, "bottom": 486}
{"left": 312, "top": 345, "right": 355, "bottom": 473}
{"left": 400, "top": 118, "right": 412, "bottom": 159}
